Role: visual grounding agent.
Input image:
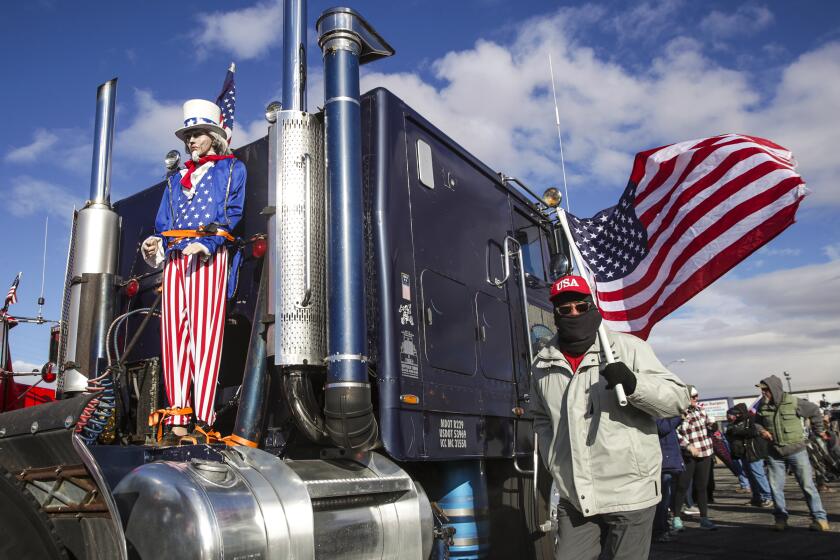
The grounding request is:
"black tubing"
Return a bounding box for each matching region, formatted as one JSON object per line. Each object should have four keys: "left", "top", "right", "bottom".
{"left": 324, "top": 384, "right": 378, "bottom": 451}
{"left": 232, "top": 264, "right": 270, "bottom": 444}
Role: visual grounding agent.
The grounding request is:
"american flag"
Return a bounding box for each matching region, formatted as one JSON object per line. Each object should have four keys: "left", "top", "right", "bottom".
{"left": 215, "top": 63, "right": 236, "bottom": 142}
{"left": 4, "top": 272, "right": 21, "bottom": 309}
{"left": 566, "top": 134, "right": 806, "bottom": 339}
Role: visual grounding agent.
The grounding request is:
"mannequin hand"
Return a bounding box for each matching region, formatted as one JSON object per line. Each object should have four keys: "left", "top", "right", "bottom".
{"left": 142, "top": 237, "right": 161, "bottom": 259}
{"left": 182, "top": 242, "right": 211, "bottom": 260}
{"left": 601, "top": 362, "right": 637, "bottom": 395}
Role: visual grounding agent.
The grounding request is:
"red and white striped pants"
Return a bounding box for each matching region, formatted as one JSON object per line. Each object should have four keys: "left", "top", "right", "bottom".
{"left": 160, "top": 248, "right": 228, "bottom": 426}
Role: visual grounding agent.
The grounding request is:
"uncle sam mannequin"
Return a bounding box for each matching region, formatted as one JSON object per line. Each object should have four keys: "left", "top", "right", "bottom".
{"left": 142, "top": 97, "right": 245, "bottom": 444}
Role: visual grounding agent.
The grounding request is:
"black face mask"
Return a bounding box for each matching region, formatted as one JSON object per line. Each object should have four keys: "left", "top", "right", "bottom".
{"left": 553, "top": 306, "right": 602, "bottom": 355}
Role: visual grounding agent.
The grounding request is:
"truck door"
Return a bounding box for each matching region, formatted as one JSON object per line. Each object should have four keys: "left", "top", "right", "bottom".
{"left": 405, "top": 118, "right": 515, "bottom": 384}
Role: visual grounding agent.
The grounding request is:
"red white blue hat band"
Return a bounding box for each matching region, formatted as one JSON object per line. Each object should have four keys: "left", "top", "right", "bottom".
{"left": 175, "top": 99, "right": 226, "bottom": 142}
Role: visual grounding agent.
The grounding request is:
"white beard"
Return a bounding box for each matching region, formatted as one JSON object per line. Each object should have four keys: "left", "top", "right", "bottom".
{"left": 191, "top": 150, "right": 201, "bottom": 163}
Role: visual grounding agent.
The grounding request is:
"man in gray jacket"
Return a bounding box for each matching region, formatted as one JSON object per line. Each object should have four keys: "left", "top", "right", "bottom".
{"left": 530, "top": 275, "right": 690, "bottom": 560}
{"left": 755, "top": 374, "right": 829, "bottom": 531}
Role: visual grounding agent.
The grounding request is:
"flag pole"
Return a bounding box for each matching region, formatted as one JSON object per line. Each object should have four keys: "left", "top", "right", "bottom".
{"left": 38, "top": 217, "right": 48, "bottom": 322}
{"left": 548, "top": 54, "right": 570, "bottom": 212}
{"left": 556, "top": 207, "right": 628, "bottom": 407}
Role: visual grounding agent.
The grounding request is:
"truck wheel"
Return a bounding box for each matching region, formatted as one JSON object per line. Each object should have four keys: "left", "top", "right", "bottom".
{"left": 0, "top": 467, "right": 68, "bottom": 560}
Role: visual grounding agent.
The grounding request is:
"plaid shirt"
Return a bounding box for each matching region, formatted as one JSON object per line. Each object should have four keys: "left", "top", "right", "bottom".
{"left": 677, "top": 405, "right": 714, "bottom": 458}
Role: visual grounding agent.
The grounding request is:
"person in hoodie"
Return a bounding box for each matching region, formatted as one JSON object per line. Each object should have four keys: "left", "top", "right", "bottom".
{"left": 529, "top": 275, "right": 690, "bottom": 560}
{"left": 755, "top": 375, "right": 830, "bottom": 531}
{"left": 725, "top": 404, "right": 772, "bottom": 508}
{"left": 652, "top": 417, "right": 684, "bottom": 542}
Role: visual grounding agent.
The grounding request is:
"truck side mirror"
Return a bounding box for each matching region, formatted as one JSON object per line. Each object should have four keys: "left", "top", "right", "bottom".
{"left": 548, "top": 253, "right": 571, "bottom": 281}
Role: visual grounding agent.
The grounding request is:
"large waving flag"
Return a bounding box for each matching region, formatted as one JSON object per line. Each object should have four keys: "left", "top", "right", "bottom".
{"left": 566, "top": 134, "right": 806, "bottom": 339}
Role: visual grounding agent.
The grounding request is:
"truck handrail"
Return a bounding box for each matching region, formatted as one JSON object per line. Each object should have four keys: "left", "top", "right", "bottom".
{"left": 297, "top": 152, "right": 313, "bottom": 309}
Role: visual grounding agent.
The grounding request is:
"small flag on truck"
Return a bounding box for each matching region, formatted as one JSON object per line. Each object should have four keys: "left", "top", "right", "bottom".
{"left": 4, "top": 272, "right": 21, "bottom": 310}
{"left": 216, "top": 62, "right": 236, "bottom": 142}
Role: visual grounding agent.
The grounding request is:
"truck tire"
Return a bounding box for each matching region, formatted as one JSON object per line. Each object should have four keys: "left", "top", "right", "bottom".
{"left": 0, "top": 467, "right": 68, "bottom": 560}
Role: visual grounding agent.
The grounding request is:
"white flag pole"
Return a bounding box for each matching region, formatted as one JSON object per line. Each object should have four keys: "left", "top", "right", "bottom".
{"left": 556, "top": 207, "right": 628, "bottom": 406}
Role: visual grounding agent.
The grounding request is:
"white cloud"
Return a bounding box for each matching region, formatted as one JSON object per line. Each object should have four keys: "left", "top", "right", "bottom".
{"left": 606, "top": 0, "right": 685, "bottom": 43}
{"left": 234, "top": 118, "right": 269, "bottom": 148}
{"left": 757, "top": 246, "right": 801, "bottom": 257}
{"left": 6, "top": 130, "right": 59, "bottom": 163}
{"left": 824, "top": 243, "right": 840, "bottom": 261}
{"left": 651, "top": 258, "right": 840, "bottom": 395}
{"left": 3, "top": 176, "right": 77, "bottom": 220}
{"left": 354, "top": 6, "right": 840, "bottom": 212}
{"left": 744, "top": 42, "right": 840, "bottom": 206}
{"left": 115, "top": 89, "right": 183, "bottom": 167}
{"left": 699, "top": 5, "right": 774, "bottom": 38}
{"left": 12, "top": 360, "right": 40, "bottom": 374}
{"left": 193, "top": 0, "right": 283, "bottom": 60}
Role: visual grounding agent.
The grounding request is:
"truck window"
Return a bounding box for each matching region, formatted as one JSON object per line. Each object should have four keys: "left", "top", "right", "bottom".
{"left": 513, "top": 211, "right": 547, "bottom": 281}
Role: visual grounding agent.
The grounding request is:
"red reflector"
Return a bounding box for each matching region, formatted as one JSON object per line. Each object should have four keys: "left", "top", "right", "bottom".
{"left": 41, "top": 363, "right": 57, "bottom": 384}
{"left": 124, "top": 278, "right": 140, "bottom": 298}
{"left": 252, "top": 238, "right": 267, "bottom": 259}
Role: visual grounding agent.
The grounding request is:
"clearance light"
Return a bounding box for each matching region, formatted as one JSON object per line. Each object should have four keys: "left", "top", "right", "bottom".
{"left": 542, "top": 187, "right": 562, "bottom": 208}
{"left": 164, "top": 150, "right": 181, "bottom": 171}
{"left": 252, "top": 237, "right": 268, "bottom": 259}
{"left": 265, "top": 101, "right": 282, "bottom": 123}
{"left": 41, "top": 362, "right": 57, "bottom": 384}
{"left": 400, "top": 394, "right": 420, "bottom": 405}
{"left": 124, "top": 278, "right": 140, "bottom": 298}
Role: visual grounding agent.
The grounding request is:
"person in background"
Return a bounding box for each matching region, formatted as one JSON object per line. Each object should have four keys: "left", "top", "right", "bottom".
{"left": 755, "top": 375, "right": 830, "bottom": 531}
{"left": 708, "top": 421, "right": 750, "bottom": 502}
{"left": 673, "top": 386, "right": 717, "bottom": 531}
{"left": 725, "top": 404, "right": 773, "bottom": 508}
{"left": 653, "top": 417, "right": 684, "bottom": 543}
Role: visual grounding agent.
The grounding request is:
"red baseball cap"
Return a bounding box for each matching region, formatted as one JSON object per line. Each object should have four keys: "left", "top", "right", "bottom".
{"left": 550, "top": 275, "right": 591, "bottom": 300}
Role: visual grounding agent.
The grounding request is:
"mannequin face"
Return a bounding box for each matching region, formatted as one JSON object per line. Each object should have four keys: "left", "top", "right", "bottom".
{"left": 186, "top": 130, "right": 214, "bottom": 160}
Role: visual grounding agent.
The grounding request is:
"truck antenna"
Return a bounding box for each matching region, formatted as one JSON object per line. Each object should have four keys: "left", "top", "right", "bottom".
{"left": 37, "top": 216, "right": 48, "bottom": 322}
{"left": 549, "top": 53, "right": 571, "bottom": 213}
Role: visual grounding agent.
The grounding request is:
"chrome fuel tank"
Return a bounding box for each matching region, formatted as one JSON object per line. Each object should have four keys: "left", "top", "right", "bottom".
{"left": 113, "top": 449, "right": 432, "bottom": 560}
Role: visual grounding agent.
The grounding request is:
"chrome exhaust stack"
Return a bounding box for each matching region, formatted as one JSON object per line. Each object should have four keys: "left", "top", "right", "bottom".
{"left": 57, "top": 79, "right": 121, "bottom": 396}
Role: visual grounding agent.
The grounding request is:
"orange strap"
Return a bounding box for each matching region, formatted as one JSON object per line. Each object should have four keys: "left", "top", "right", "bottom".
{"left": 148, "top": 407, "right": 193, "bottom": 442}
{"left": 161, "top": 228, "right": 235, "bottom": 247}
{"left": 196, "top": 425, "right": 222, "bottom": 444}
{"left": 221, "top": 433, "right": 259, "bottom": 448}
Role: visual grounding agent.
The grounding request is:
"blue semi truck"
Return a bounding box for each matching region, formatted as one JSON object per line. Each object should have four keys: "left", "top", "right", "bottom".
{"left": 0, "top": 2, "right": 573, "bottom": 558}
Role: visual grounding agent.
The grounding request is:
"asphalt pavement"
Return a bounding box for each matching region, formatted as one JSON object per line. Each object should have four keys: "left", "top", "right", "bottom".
{"left": 649, "top": 465, "right": 840, "bottom": 559}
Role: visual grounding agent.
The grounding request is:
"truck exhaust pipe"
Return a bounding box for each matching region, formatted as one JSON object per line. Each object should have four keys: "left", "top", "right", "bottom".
{"left": 57, "top": 79, "right": 121, "bottom": 396}
{"left": 317, "top": 8, "right": 393, "bottom": 450}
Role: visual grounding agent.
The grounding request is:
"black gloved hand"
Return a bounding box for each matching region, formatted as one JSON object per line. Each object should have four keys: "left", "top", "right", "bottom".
{"left": 601, "top": 362, "right": 637, "bottom": 395}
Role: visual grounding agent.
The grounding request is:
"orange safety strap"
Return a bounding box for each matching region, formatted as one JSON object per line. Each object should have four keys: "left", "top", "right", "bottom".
{"left": 148, "top": 406, "right": 194, "bottom": 442}
{"left": 160, "top": 228, "right": 235, "bottom": 247}
{"left": 179, "top": 425, "right": 223, "bottom": 446}
{"left": 221, "top": 433, "right": 259, "bottom": 448}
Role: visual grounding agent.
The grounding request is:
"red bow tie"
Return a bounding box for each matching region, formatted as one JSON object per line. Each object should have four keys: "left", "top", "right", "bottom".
{"left": 180, "top": 154, "right": 234, "bottom": 189}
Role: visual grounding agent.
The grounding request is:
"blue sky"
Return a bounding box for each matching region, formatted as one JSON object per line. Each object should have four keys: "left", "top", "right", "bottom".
{"left": 2, "top": 1, "right": 839, "bottom": 396}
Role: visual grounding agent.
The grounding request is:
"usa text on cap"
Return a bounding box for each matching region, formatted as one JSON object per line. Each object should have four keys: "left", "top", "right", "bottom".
{"left": 550, "top": 275, "right": 591, "bottom": 300}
